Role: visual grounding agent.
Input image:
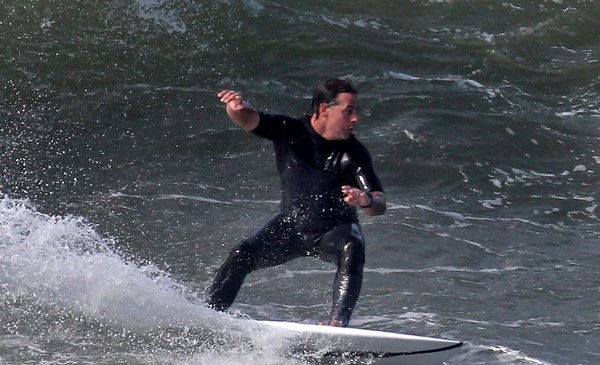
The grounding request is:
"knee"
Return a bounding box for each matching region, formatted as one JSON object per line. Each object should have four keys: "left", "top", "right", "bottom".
{"left": 340, "top": 238, "right": 365, "bottom": 272}
{"left": 226, "top": 240, "right": 257, "bottom": 272}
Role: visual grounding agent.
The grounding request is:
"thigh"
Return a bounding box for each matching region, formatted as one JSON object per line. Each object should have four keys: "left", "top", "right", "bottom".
{"left": 243, "top": 213, "right": 306, "bottom": 269}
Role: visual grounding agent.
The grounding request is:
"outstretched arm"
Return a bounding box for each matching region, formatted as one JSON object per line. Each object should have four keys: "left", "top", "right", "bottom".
{"left": 217, "top": 90, "right": 260, "bottom": 132}
{"left": 341, "top": 186, "right": 386, "bottom": 216}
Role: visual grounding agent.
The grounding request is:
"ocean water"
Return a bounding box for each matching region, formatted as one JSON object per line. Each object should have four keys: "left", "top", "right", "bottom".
{"left": 1, "top": 1, "right": 599, "bottom": 364}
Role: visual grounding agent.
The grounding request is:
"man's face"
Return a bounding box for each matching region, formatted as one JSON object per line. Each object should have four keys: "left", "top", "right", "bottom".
{"left": 322, "top": 92, "right": 360, "bottom": 140}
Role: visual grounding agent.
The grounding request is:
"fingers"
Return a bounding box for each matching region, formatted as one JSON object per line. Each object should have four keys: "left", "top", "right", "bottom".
{"left": 218, "top": 90, "right": 242, "bottom": 104}
{"left": 341, "top": 185, "right": 363, "bottom": 206}
{"left": 218, "top": 90, "right": 249, "bottom": 113}
{"left": 341, "top": 185, "right": 354, "bottom": 196}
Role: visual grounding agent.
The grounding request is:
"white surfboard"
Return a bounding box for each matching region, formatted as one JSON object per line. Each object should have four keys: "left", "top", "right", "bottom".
{"left": 257, "top": 320, "right": 463, "bottom": 365}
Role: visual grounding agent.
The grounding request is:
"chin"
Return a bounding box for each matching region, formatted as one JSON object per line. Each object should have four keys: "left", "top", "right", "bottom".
{"left": 327, "top": 132, "right": 352, "bottom": 141}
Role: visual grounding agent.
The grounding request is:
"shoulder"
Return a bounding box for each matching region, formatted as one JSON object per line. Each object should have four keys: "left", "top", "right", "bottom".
{"left": 252, "top": 112, "right": 307, "bottom": 140}
{"left": 346, "top": 136, "right": 384, "bottom": 192}
{"left": 346, "top": 136, "right": 373, "bottom": 161}
{"left": 258, "top": 112, "right": 305, "bottom": 126}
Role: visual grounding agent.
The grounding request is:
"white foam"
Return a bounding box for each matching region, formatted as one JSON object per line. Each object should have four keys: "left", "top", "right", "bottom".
{"left": 0, "top": 197, "right": 332, "bottom": 365}
{"left": 0, "top": 197, "right": 223, "bottom": 329}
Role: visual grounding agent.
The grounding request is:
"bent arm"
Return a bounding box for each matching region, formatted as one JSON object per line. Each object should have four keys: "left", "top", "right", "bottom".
{"left": 218, "top": 90, "right": 260, "bottom": 132}
{"left": 341, "top": 186, "right": 387, "bottom": 216}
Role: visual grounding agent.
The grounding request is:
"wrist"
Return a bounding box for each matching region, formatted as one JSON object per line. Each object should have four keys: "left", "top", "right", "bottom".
{"left": 360, "top": 191, "right": 373, "bottom": 208}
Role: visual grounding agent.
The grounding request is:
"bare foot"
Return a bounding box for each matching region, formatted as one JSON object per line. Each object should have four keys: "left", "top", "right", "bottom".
{"left": 318, "top": 319, "right": 343, "bottom": 327}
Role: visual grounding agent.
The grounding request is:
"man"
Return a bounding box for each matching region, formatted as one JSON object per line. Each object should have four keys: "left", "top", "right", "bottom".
{"left": 207, "top": 79, "right": 386, "bottom": 327}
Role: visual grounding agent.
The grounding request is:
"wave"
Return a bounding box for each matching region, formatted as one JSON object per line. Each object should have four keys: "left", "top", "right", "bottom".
{"left": 0, "top": 196, "right": 218, "bottom": 329}
{"left": 0, "top": 196, "right": 319, "bottom": 365}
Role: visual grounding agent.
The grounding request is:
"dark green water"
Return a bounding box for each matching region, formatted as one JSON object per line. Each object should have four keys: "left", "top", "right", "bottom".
{"left": 1, "top": 1, "right": 599, "bottom": 364}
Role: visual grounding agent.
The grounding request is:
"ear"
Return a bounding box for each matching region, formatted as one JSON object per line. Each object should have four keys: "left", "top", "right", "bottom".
{"left": 318, "top": 102, "right": 329, "bottom": 118}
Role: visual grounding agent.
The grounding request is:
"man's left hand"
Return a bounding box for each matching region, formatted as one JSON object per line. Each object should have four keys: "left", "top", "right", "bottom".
{"left": 341, "top": 186, "right": 371, "bottom": 207}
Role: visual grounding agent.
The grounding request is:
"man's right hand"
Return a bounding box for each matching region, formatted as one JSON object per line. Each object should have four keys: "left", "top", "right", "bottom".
{"left": 218, "top": 90, "right": 245, "bottom": 111}
{"left": 217, "top": 90, "right": 259, "bottom": 132}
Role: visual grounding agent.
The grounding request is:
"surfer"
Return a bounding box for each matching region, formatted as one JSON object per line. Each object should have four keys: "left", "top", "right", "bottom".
{"left": 207, "top": 79, "right": 386, "bottom": 327}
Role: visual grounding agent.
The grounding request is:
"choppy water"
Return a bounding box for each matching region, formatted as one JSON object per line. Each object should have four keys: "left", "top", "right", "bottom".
{"left": 1, "top": 1, "right": 599, "bottom": 364}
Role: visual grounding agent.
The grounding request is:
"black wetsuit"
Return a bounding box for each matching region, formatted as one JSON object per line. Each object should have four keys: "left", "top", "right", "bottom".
{"left": 207, "top": 113, "right": 383, "bottom": 326}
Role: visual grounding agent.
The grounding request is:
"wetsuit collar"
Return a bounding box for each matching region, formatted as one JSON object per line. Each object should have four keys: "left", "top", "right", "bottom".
{"left": 305, "top": 115, "right": 351, "bottom": 147}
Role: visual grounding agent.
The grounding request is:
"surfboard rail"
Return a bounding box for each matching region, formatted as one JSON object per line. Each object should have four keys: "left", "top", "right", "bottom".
{"left": 257, "top": 320, "right": 463, "bottom": 365}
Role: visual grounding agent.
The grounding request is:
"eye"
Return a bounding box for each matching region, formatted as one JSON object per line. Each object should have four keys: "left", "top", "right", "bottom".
{"left": 343, "top": 107, "right": 359, "bottom": 117}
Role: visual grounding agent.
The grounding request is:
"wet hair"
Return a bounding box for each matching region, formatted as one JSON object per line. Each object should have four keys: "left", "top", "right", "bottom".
{"left": 311, "top": 79, "right": 357, "bottom": 117}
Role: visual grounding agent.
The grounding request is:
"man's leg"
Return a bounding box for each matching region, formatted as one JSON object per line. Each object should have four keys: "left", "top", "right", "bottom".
{"left": 316, "top": 223, "right": 366, "bottom": 326}
{"left": 207, "top": 213, "right": 304, "bottom": 311}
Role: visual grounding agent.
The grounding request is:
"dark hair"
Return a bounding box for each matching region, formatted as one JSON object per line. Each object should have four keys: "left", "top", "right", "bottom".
{"left": 311, "top": 79, "right": 357, "bottom": 116}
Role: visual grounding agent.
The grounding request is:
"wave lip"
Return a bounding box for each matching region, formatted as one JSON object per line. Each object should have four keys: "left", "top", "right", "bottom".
{"left": 0, "top": 196, "right": 223, "bottom": 329}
